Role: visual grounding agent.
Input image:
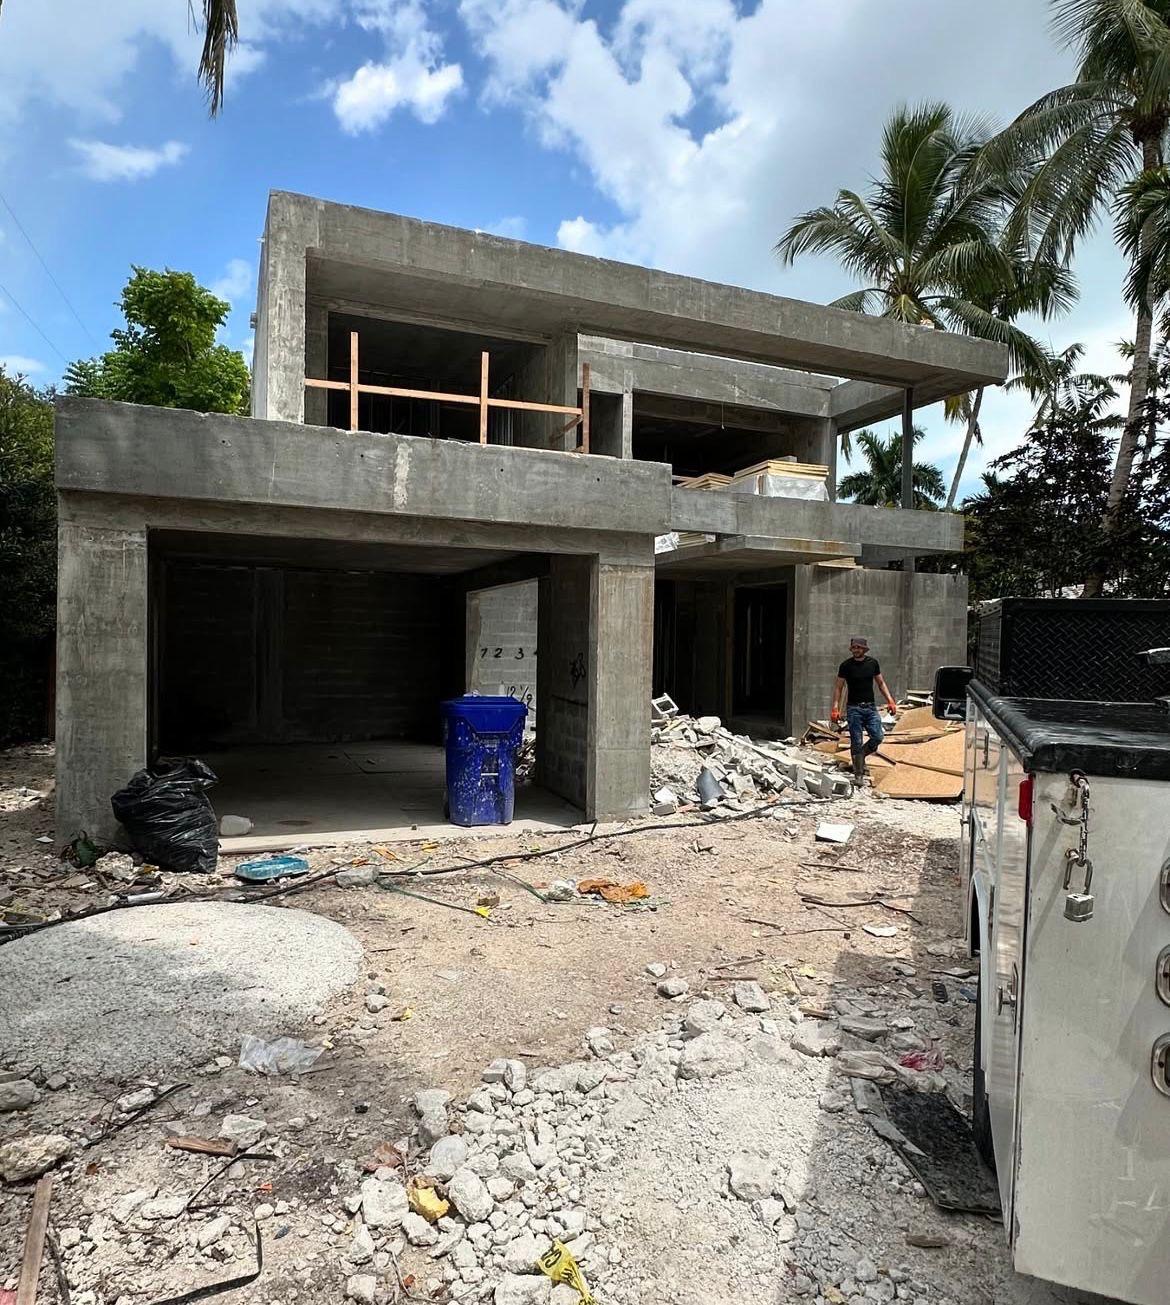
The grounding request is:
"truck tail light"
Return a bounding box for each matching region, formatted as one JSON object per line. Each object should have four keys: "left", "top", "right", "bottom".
{"left": 1018, "top": 775, "right": 1034, "bottom": 825}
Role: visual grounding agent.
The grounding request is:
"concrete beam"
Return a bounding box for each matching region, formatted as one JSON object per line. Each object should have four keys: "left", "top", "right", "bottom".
{"left": 56, "top": 399, "right": 673, "bottom": 540}
{"left": 270, "top": 192, "right": 1007, "bottom": 398}
{"left": 668, "top": 487, "right": 964, "bottom": 557}
{"left": 579, "top": 336, "right": 833, "bottom": 419}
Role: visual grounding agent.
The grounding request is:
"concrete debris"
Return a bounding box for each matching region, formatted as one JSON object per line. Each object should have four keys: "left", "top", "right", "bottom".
{"left": 218, "top": 1113, "right": 266, "bottom": 1148}
{"left": 346, "top": 1273, "right": 377, "bottom": 1303}
{"left": 677, "top": 1031, "right": 747, "bottom": 1079}
{"left": 414, "top": 1088, "right": 452, "bottom": 1115}
{"left": 195, "top": 1214, "right": 231, "bottom": 1248}
{"left": 656, "top": 976, "right": 689, "bottom": 998}
{"left": 360, "top": 1175, "right": 409, "bottom": 1228}
{"left": 650, "top": 710, "right": 854, "bottom": 809}
{"left": 219, "top": 814, "right": 253, "bottom": 836}
{"left": 815, "top": 821, "right": 854, "bottom": 844}
{"left": 0, "top": 1077, "right": 38, "bottom": 1112}
{"left": 347, "top": 1222, "right": 376, "bottom": 1263}
{"left": 495, "top": 1274, "right": 551, "bottom": 1305}
{"left": 732, "top": 981, "right": 770, "bottom": 1013}
{"left": 727, "top": 1152, "right": 780, "bottom": 1201}
{"left": 428, "top": 1134, "right": 470, "bottom": 1180}
{"left": 644, "top": 962, "right": 667, "bottom": 978}
{"left": 682, "top": 998, "right": 726, "bottom": 1038}
{"left": 336, "top": 867, "right": 377, "bottom": 888}
{"left": 0, "top": 1132, "right": 72, "bottom": 1182}
{"left": 447, "top": 1167, "right": 495, "bottom": 1222}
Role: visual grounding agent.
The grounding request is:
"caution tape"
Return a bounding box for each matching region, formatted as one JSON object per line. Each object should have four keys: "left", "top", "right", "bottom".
{"left": 537, "top": 1240, "right": 597, "bottom": 1304}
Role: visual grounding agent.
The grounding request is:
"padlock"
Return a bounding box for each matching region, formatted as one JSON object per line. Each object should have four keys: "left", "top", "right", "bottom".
{"left": 1064, "top": 892, "right": 1095, "bottom": 922}
{"left": 1063, "top": 848, "right": 1094, "bottom": 923}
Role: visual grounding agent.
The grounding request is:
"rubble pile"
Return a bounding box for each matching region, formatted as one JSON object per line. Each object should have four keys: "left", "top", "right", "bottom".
{"left": 323, "top": 964, "right": 972, "bottom": 1305}
{"left": 649, "top": 707, "right": 852, "bottom": 812}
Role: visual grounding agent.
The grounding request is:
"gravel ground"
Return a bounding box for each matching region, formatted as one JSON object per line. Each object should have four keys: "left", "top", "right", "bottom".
{"left": 0, "top": 745, "right": 1116, "bottom": 1305}
{"left": 0, "top": 901, "right": 363, "bottom": 1077}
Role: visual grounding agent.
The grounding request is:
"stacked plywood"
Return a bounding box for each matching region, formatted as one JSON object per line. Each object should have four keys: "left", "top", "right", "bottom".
{"left": 729, "top": 458, "right": 829, "bottom": 484}
{"left": 677, "top": 472, "right": 733, "bottom": 490}
{"left": 807, "top": 705, "right": 965, "bottom": 800}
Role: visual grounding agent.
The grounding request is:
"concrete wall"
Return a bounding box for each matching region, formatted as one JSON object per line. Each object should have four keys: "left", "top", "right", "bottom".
{"left": 466, "top": 580, "right": 538, "bottom": 717}
{"left": 161, "top": 561, "right": 446, "bottom": 748}
{"left": 791, "top": 568, "right": 968, "bottom": 731}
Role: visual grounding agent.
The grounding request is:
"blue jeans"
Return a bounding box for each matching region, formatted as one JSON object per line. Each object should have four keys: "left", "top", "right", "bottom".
{"left": 846, "top": 704, "right": 884, "bottom": 754}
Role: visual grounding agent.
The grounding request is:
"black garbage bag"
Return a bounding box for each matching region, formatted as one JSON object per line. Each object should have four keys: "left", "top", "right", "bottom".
{"left": 111, "top": 759, "right": 219, "bottom": 873}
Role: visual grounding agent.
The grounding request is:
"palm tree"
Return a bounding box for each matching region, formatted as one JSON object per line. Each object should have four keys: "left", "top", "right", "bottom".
{"left": 777, "top": 103, "right": 1058, "bottom": 512}
{"left": 838, "top": 428, "right": 945, "bottom": 509}
{"left": 980, "top": 0, "right": 1170, "bottom": 593}
{"left": 1005, "top": 341, "right": 1118, "bottom": 426}
{"left": 197, "top": 0, "right": 239, "bottom": 115}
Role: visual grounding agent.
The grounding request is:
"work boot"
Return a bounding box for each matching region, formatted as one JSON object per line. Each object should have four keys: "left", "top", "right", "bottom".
{"left": 851, "top": 750, "right": 865, "bottom": 784}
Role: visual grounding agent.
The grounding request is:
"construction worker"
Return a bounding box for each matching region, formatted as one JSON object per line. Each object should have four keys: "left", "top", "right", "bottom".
{"left": 830, "top": 636, "right": 898, "bottom": 784}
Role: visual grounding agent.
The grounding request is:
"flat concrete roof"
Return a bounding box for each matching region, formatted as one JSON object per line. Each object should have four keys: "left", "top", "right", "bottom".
{"left": 273, "top": 191, "right": 1008, "bottom": 404}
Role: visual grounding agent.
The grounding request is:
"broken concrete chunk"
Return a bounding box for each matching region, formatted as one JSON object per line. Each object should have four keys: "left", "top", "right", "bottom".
{"left": 0, "top": 1133, "right": 73, "bottom": 1182}
{"left": 196, "top": 1214, "right": 231, "bottom": 1248}
{"left": 815, "top": 821, "right": 854, "bottom": 844}
{"left": 0, "top": 1078, "right": 38, "bottom": 1112}
{"left": 791, "top": 1026, "right": 841, "bottom": 1059}
{"left": 403, "top": 1211, "right": 440, "bottom": 1247}
{"left": 677, "top": 1032, "right": 746, "bottom": 1080}
{"left": 836, "top": 1050, "right": 895, "bottom": 1081}
{"left": 346, "top": 1275, "right": 377, "bottom": 1304}
{"left": 503, "top": 1059, "right": 527, "bottom": 1092}
{"left": 414, "top": 1088, "right": 452, "bottom": 1116}
{"left": 584, "top": 1026, "right": 615, "bottom": 1057}
{"left": 682, "top": 999, "right": 726, "bottom": 1038}
{"left": 447, "top": 1167, "right": 495, "bottom": 1223}
{"left": 360, "top": 1175, "right": 409, "bottom": 1228}
{"left": 336, "top": 867, "right": 376, "bottom": 888}
{"left": 365, "top": 993, "right": 390, "bottom": 1014}
{"left": 727, "top": 1152, "right": 780, "bottom": 1201}
{"left": 656, "top": 977, "right": 689, "bottom": 998}
{"left": 219, "top": 814, "right": 252, "bottom": 836}
{"left": 495, "top": 1274, "right": 552, "bottom": 1305}
{"left": 839, "top": 1015, "right": 888, "bottom": 1042}
{"left": 219, "top": 1114, "right": 265, "bottom": 1148}
{"left": 733, "top": 981, "right": 771, "bottom": 1013}
{"left": 501, "top": 1229, "right": 545, "bottom": 1274}
{"left": 483, "top": 1058, "right": 509, "bottom": 1083}
{"left": 347, "top": 1222, "right": 376, "bottom": 1264}
{"left": 417, "top": 1108, "right": 449, "bottom": 1147}
{"left": 644, "top": 962, "right": 667, "bottom": 978}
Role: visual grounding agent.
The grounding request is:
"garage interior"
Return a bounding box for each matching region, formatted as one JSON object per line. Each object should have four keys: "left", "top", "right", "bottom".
{"left": 149, "top": 530, "right": 579, "bottom": 849}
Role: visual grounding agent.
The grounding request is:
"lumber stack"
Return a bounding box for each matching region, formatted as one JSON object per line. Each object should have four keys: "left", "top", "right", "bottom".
{"left": 804, "top": 704, "right": 965, "bottom": 800}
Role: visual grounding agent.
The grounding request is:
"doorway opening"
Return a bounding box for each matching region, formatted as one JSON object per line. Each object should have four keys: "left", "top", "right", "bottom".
{"left": 733, "top": 584, "right": 788, "bottom": 719}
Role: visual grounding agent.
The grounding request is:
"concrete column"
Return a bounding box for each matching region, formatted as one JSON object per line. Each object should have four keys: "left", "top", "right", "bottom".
{"left": 535, "top": 556, "right": 590, "bottom": 807}
{"left": 256, "top": 193, "right": 320, "bottom": 423}
{"left": 304, "top": 300, "right": 329, "bottom": 428}
{"left": 589, "top": 388, "right": 633, "bottom": 459}
{"left": 826, "top": 420, "right": 839, "bottom": 502}
{"left": 56, "top": 519, "right": 149, "bottom": 842}
{"left": 587, "top": 559, "right": 653, "bottom": 820}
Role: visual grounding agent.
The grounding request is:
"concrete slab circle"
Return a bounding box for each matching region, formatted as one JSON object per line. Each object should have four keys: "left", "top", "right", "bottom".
{"left": 0, "top": 902, "right": 362, "bottom": 1080}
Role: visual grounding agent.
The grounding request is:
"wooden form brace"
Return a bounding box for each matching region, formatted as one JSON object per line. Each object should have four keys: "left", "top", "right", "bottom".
{"left": 306, "top": 333, "right": 592, "bottom": 453}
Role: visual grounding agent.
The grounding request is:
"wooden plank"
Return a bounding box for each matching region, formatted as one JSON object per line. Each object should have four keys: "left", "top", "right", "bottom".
{"left": 16, "top": 1176, "right": 52, "bottom": 1305}
{"left": 874, "top": 761, "right": 962, "bottom": 801}
{"left": 479, "top": 351, "right": 489, "bottom": 445}
{"left": 349, "top": 330, "right": 359, "bottom": 432}
{"left": 579, "top": 361, "right": 590, "bottom": 454}
{"left": 304, "top": 378, "right": 350, "bottom": 391}
{"left": 166, "top": 1134, "right": 237, "bottom": 1157}
{"left": 488, "top": 397, "right": 582, "bottom": 415}
{"left": 359, "top": 383, "right": 479, "bottom": 405}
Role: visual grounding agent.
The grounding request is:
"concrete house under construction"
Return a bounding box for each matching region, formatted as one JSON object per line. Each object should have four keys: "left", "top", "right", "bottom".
{"left": 54, "top": 191, "right": 1005, "bottom": 845}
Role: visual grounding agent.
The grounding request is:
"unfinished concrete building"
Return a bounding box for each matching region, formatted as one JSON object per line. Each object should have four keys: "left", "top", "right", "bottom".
{"left": 54, "top": 191, "right": 1006, "bottom": 845}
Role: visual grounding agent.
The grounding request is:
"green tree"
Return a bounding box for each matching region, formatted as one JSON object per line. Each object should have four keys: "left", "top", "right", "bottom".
{"left": 65, "top": 267, "right": 251, "bottom": 415}
{"left": 777, "top": 102, "right": 1060, "bottom": 511}
{"left": 981, "top": 0, "right": 1170, "bottom": 592}
{"left": 838, "top": 428, "right": 945, "bottom": 509}
{"left": 1004, "top": 341, "right": 1118, "bottom": 426}
{"left": 0, "top": 367, "right": 56, "bottom": 741}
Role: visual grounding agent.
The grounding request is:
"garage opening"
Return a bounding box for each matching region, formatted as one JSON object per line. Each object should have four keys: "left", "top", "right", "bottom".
{"left": 733, "top": 583, "right": 788, "bottom": 722}
{"left": 149, "top": 531, "right": 579, "bottom": 849}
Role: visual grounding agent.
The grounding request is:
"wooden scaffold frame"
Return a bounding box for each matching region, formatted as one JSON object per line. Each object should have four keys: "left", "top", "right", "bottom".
{"left": 306, "top": 331, "right": 592, "bottom": 452}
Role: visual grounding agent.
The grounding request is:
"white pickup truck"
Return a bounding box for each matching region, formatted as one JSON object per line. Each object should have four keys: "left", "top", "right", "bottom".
{"left": 933, "top": 598, "right": 1170, "bottom": 1305}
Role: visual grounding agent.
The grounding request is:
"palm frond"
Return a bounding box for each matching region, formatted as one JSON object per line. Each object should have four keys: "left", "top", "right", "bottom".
{"left": 196, "top": 0, "right": 239, "bottom": 117}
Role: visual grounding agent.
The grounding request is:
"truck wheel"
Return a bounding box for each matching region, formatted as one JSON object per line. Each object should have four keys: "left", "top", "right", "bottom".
{"left": 972, "top": 968, "right": 995, "bottom": 1169}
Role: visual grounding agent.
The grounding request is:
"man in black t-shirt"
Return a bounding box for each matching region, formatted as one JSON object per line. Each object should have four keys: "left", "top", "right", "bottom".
{"left": 829, "top": 636, "right": 898, "bottom": 783}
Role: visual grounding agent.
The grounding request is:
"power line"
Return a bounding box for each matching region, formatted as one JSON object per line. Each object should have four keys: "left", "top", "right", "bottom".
{"left": 0, "top": 189, "right": 100, "bottom": 348}
{"left": 0, "top": 277, "right": 70, "bottom": 367}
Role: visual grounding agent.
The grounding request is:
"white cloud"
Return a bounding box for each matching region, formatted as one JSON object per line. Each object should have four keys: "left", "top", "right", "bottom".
{"left": 459, "top": 0, "right": 1122, "bottom": 493}
{"left": 0, "top": 355, "right": 46, "bottom": 376}
{"left": 334, "top": 59, "right": 463, "bottom": 130}
{"left": 210, "top": 258, "right": 255, "bottom": 307}
{"left": 70, "top": 138, "right": 189, "bottom": 181}
{"left": 331, "top": 1, "right": 464, "bottom": 131}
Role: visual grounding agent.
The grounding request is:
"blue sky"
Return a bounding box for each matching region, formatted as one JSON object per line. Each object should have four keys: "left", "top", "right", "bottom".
{"left": 0, "top": 0, "right": 1137, "bottom": 498}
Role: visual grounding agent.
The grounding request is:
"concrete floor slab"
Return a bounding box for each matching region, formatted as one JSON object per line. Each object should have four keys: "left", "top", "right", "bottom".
{"left": 0, "top": 902, "right": 362, "bottom": 1080}
{"left": 205, "top": 743, "right": 582, "bottom": 853}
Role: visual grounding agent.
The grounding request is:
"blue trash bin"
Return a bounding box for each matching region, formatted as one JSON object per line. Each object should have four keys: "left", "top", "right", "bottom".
{"left": 440, "top": 695, "right": 529, "bottom": 826}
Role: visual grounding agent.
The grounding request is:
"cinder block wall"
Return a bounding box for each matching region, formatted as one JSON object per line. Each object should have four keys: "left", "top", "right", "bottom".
{"left": 792, "top": 568, "right": 968, "bottom": 730}
{"left": 536, "top": 557, "right": 590, "bottom": 807}
{"left": 465, "top": 581, "right": 538, "bottom": 719}
{"left": 161, "top": 561, "right": 444, "bottom": 747}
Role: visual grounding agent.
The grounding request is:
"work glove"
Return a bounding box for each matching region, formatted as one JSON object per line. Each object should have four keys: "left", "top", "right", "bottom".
{"left": 830, "top": 707, "right": 840, "bottom": 724}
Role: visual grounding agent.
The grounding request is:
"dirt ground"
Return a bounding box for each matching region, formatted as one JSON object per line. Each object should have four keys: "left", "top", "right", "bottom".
{"left": 0, "top": 747, "right": 1106, "bottom": 1305}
